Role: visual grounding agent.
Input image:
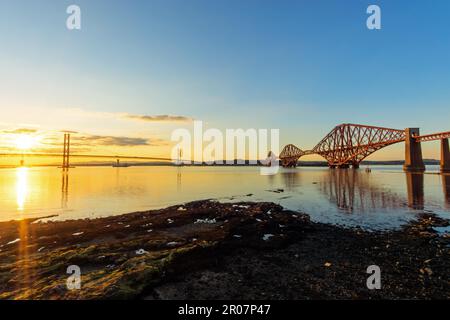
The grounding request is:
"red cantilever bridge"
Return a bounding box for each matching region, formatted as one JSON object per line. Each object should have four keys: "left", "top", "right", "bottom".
{"left": 279, "top": 124, "right": 450, "bottom": 173}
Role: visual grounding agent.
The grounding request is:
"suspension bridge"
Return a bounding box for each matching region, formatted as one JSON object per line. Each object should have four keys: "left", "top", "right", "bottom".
{"left": 0, "top": 132, "right": 174, "bottom": 169}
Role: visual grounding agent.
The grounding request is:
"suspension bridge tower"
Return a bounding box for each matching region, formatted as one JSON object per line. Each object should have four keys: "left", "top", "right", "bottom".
{"left": 62, "top": 133, "right": 71, "bottom": 170}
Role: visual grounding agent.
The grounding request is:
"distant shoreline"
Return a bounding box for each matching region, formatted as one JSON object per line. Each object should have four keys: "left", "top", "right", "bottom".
{"left": 0, "top": 159, "right": 441, "bottom": 169}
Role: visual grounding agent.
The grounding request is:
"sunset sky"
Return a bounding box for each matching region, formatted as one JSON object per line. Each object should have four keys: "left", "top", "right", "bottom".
{"left": 1, "top": 0, "right": 450, "bottom": 162}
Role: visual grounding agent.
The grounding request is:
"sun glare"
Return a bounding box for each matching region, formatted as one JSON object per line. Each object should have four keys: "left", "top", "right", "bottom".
{"left": 15, "top": 135, "right": 36, "bottom": 150}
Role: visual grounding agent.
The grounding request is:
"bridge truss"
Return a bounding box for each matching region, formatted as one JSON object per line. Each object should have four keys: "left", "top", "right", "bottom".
{"left": 280, "top": 124, "right": 407, "bottom": 168}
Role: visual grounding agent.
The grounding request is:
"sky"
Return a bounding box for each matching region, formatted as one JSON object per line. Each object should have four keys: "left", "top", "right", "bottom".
{"left": 0, "top": 0, "right": 449, "bottom": 162}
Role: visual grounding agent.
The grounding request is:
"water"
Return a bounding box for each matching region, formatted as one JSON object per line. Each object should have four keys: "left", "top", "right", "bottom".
{"left": 0, "top": 165, "right": 449, "bottom": 230}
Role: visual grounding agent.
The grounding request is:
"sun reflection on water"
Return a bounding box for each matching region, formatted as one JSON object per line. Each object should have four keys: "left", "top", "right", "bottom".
{"left": 16, "top": 167, "right": 29, "bottom": 212}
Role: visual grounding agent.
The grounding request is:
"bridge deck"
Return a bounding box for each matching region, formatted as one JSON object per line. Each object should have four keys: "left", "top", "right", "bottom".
{"left": 415, "top": 131, "right": 450, "bottom": 142}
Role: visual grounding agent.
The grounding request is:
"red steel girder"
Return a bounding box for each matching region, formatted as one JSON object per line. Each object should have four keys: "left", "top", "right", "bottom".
{"left": 279, "top": 144, "right": 311, "bottom": 167}
{"left": 312, "top": 124, "right": 405, "bottom": 167}
{"left": 414, "top": 131, "right": 450, "bottom": 142}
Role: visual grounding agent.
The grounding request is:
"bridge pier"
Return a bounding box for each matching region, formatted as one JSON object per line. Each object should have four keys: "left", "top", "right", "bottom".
{"left": 403, "top": 128, "right": 425, "bottom": 172}
{"left": 440, "top": 138, "right": 450, "bottom": 173}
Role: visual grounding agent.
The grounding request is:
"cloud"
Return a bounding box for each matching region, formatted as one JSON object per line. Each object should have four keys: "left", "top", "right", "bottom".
{"left": 123, "top": 114, "right": 193, "bottom": 123}
{"left": 56, "top": 108, "right": 194, "bottom": 124}
{"left": 74, "top": 135, "right": 149, "bottom": 146}
{"left": 146, "top": 138, "right": 171, "bottom": 147}
{"left": 60, "top": 130, "right": 79, "bottom": 134}
{"left": 2, "top": 128, "right": 38, "bottom": 134}
{"left": 72, "top": 135, "right": 170, "bottom": 147}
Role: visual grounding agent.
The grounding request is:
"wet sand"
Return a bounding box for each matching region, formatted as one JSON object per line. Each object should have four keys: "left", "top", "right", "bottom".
{"left": 0, "top": 200, "right": 448, "bottom": 299}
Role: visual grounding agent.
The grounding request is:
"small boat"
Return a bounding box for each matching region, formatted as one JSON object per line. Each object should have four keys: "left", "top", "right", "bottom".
{"left": 113, "top": 160, "right": 130, "bottom": 168}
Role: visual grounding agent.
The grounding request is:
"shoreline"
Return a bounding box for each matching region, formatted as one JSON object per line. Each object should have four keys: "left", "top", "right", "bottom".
{"left": 0, "top": 200, "right": 449, "bottom": 299}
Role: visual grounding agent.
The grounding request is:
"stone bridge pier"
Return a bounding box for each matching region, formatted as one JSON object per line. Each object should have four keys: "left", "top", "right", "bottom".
{"left": 403, "top": 128, "right": 426, "bottom": 172}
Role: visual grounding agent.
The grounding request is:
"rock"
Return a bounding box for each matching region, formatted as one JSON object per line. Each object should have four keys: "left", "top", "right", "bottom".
{"left": 0, "top": 200, "right": 448, "bottom": 300}
{"left": 136, "top": 249, "right": 148, "bottom": 255}
{"left": 194, "top": 218, "right": 217, "bottom": 224}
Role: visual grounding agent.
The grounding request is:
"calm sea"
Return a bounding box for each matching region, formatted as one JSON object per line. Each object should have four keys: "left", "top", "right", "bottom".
{"left": 1, "top": 165, "right": 449, "bottom": 230}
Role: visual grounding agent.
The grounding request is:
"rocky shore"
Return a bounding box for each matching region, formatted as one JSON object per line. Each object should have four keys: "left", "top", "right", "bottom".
{"left": 0, "top": 200, "right": 448, "bottom": 300}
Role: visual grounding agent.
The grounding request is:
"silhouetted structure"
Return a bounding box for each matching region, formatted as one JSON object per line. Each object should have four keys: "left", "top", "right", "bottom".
{"left": 62, "top": 133, "right": 71, "bottom": 170}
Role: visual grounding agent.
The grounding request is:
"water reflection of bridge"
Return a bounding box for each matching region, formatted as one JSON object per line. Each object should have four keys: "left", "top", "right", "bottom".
{"left": 281, "top": 169, "right": 450, "bottom": 213}
{"left": 55, "top": 167, "right": 450, "bottom": 214}
{"left": 443, "top": 174, "right": 450, "bottom": 209}
{"left": 318, "top": 170, "right": 407, "bottom": 212}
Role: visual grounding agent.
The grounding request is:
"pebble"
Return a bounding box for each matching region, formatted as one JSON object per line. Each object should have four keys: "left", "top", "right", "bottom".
{"left": 7, "top": 239, "right": 20, "bottom": 245}
{"left": 135, "top": 249, "right": 148, "bottom": 255}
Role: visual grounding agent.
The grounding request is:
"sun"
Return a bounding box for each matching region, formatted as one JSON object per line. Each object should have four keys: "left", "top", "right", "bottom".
{"left": 15, "top": 135, "right": 36, "bottom": 150}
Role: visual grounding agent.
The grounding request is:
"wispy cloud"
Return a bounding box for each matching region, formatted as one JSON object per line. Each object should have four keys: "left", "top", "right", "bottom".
{"left": 1, "top": 128, "right": 38, "bottom": 134}
{"left": 122, "top": 113, "right": 193, "bottom": 123}
{"left": 63, "top": 108, "right": 193, "bottom": 124}
{"left": 59, "top": 130, "right": 79, "bottom": 134}
{"left": 72, "top": 135, "right": 170, "bottom": 147}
